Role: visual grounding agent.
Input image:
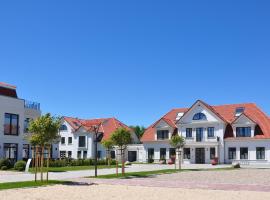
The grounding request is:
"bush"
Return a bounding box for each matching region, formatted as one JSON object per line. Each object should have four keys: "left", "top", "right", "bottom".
{"left": 0, "top": 159, "right": 12, "bottom": 169}
{"left": 233, "top": 163, "right": 241, "bottom": 168}
{"left": 1, "top": 166, "right": 8, "bottom": 170}
{"left": 14, "top": 160, "right": 26, "bottom": 171}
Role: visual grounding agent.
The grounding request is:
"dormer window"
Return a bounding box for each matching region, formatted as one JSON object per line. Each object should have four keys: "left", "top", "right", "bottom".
{"left": 60, "top": 125, "right": 68, "bottom": 131}
{"left": 176, "top": 112, "right": 184, "bottom": 120}
{"left": 235, "top": 107, "right": 245, "bottom": 116}
{"left": 193, "top": 113, "right": 207, "bottom": 120}
{"left": 236, "top": 127, "right": 251, "bottom": 137}
{"left": 157, "top": 130, "right": 169, "bottom": 140}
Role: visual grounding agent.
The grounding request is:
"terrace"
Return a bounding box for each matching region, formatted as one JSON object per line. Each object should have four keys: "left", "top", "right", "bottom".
{"left": 24, "top": 100, "right": 41, "bottom": 111}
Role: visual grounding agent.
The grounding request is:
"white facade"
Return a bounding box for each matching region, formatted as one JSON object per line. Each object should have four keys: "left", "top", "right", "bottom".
{"left": 0, "top": 91, "right": 41, "bottom": 161}
{"left": 140, "top": 101, "right": 270, "bottom": 165}
{"left": 58, "top": 118, "right": 140, "bottom": 162}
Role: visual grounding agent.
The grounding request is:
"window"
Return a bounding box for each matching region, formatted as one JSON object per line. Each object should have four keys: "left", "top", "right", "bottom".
{"left": 61, "top": 137, "right": 65, "bottom": 144}
{"left": 157, "top": 130, "right": 169, "bottom": 140}
{"left": 78, "top": 136, "right": 86, "bottom": 147}
{"left": 196, "top": 128, "right": 204, "bottom": 142}
{"left": 235, "top": 107, "right": 245, "bottom": 116}
{"left": 240, "top": 147, "right": 248, "bottom": 160}
{"left": 228, "top": 148, "right": 236, "bottom": 159}
{"left": 193, "top": 113, "right": 207, "bottom": 120}
{"left": 236, "top": 127, "right": 251, "bottom": 137}
{"left": 67, "top": 151, "right": 72, "bottom": 158}
{"left": 148, "top": 148, "right": 154, "bottom": 162}
{"left": 169, "top": 148, "right": 176, "bottom": 158}
{"left": 4, "top": 113, "right": 19, "bottom": 135}
{"left": 160, "top": 148, "right": 166, "bottom": 160}
{"left": 4, "top": 143, "right": 18, "bottom": 162}
{"left": 77, "top": 151, "right": 81, "bottom": 159}
{"left": 210, "top": 148, "right": 215, "bottom": 159}
{"left": 256, "top": 147, "right": 265, "bottom": 160}
{"left": 23, "top": 144, "right": 30, "bottom": 159}
{"left": 186, "top": 128, "right": 192, "bottom": 138}
{"left": 207, "top": 127, "right": 215, "bottom": 138}
{"left": 24, "top": 118, "right": 31, "bottom": 133}
{"left": 60, "top": 124, "right": 68, "bottom": 131}
{"left": 183, "top": 148, "right": 190, "bottom": 159}
{"left": 111, "top": 151, "right": 116, "bottom": 159}
{"left": 68, "top": 137, "right": 72, "bottom": 144}
{"left": 60, "top": 151, "right": 66, "bottom": 159}
{"left": 83, "top": 151, "right": 88, "bottom": 159}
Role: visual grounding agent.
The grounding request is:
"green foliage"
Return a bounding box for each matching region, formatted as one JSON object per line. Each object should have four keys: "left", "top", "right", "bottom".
{"left": 27, "top": 113, "right": 61, "bottom": 146}
{"left": 14, "top": 160, "right": 26, "bottom": 171}
{"left": 129, "top": 125, "right": 145, "bottom": 138}
{"left": 170, "top": 134, "right": 185, "bottom": 149}
{"left": 1, "top": 166, "right": 8, "bottom": 170}
{"left": 110, "top": 127, "right": 132, "bottom": 148}
{"left": 101, "top": 139, "right": 114, "bottom": 150}
{"left": 0, "top": 159, "right": 12, "bottom": 169}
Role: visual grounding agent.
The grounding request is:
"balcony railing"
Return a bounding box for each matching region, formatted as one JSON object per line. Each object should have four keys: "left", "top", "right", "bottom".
{"left": 24, "top": 100, "right": 40, "bottom": 111}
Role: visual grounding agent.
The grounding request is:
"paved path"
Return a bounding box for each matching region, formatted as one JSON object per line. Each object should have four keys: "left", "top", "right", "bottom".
{"left": 0, "top": 164, "right": 229, "bottom": 183}
{"left": 72, "top": 168, "right": 270, "bottom": 192}
{"left": 81, "top": 178, "right": 270, "bottom": 192}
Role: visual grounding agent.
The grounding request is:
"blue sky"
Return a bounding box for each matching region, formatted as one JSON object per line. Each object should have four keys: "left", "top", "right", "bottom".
{"left": 0, "top": 0, "right": 269, "bottom": 126}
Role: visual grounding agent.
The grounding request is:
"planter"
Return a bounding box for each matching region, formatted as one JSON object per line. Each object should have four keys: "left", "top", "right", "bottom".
{"left": 211, "top": 157, "right": 218, "bottom": 165}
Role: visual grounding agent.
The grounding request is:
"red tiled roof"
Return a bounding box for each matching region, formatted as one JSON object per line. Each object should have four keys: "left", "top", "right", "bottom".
{"left": 141, "top": 101, "right": 270, "bottom": 142}
{"left": 0, "top": 82, "right": 17, "bottom": 98}
{"left": 141, "top": 108, "right": 188, "bottom": 142}
{"left": 63, "top": 116, "right": 131, "bottom": 141}
{"left": 0, "top": 82, "right": 16, "bottom": 89}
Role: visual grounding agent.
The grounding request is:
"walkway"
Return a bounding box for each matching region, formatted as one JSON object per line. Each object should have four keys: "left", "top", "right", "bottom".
{"left": 0, "top": 164, "right": 229, "bottom": 183}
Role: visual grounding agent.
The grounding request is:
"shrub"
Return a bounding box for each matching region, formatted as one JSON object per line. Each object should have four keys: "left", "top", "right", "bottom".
{"left": 1, "top": 166, "right": 8, "bottom": 170}
{"left": 14, "top": 160, "right": 26, "bottom": 171}
{"left": 233, "top": 163, "right": 241, "bottom": 168}
{"left": 0, "top": 159, "right": 12, "bottom": 169}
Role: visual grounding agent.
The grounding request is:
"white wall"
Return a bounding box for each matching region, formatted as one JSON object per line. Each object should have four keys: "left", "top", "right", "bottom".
{"left": 0, "top": 95, "right": 41, "bottom": 161}
{"left": 225, "top": 139, "right": 270, "bottom": 164}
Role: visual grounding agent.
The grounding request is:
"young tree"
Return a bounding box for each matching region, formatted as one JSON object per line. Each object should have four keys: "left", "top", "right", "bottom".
{"left": 27, "top": 113, "right": 61, "bottom": 182}
{"left": 129, "top": 125, "right": 145, "bottom": 139}
{"left": 110, "top": 127, "right": 132, "bottom": 176}
{"left": 101, "top": 139, "right": 114, "bottom": 166}
{"left": 170, "top": 134, "right": 185, "bottom": 170}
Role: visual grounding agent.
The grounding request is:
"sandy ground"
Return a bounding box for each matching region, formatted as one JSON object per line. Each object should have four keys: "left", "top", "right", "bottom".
{"left": 1, "top": 184, "right": 270, "bottom": 200}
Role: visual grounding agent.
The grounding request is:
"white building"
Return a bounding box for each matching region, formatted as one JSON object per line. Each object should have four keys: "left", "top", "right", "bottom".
{"left": 0, "top": 82, "right": 41, "bottom": 162}
{"left": 58, "top": 117, "right": 140, "bottom": 161}
{"left": 140, "top": 100, "right": 270, "bottom": 165}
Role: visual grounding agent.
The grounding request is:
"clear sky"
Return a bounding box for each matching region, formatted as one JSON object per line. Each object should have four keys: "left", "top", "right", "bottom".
{"left": 0, "top": 0, "right": 269, "bottom": 127}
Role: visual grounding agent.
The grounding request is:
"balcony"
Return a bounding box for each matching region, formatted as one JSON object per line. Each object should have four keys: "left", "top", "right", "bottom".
{"left": 24, "top": 100, "right": 40, "bottom": 111}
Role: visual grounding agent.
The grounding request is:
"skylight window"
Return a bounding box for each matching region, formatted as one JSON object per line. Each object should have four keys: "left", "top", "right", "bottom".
{"left": 176, "top": 112, "right": 184, "bottom": 120}
{"left": 235, "top": 107, "right": 245, "bottom": 116}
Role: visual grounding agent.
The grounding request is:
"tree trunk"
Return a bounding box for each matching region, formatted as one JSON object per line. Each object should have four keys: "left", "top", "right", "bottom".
{"left": 108, "top": 150, "right": 111, "bottom": 167}
{"left": 121, "top": 148, "right": 125, "bottom": 176}
{"left": 35, "top": 147, "right": 37, "bottom": 182}
{"left": 116, "top": 160, "right": 118, "bottom": 176}
{"left": 41, "top": 146, "right": 44, "bottom": 182}
{"left": 178, "top": 148, "right": 181, "bottom": 170}
{"left": 46, "top": 145, "right": 51, "bottom": 182}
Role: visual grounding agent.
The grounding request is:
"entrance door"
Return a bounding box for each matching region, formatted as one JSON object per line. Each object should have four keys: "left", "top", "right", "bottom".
{"left": 195, "top": 148, "right": 205, "bottom": 164}
{"left": 128, "top": 151, "right": 137, "bottom": 162}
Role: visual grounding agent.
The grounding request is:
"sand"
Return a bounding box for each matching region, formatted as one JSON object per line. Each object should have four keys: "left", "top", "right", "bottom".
{"left": 1, "top": 184, "right": 270, "bottom": 200}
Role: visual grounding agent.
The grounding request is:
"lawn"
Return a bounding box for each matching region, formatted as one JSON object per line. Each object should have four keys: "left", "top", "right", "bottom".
{"left": 29, "top": 165, "right": 118, "bottom": 172}
{"left": 90, "top": 167, "right": 236, "bottom": 179}
{"left": 0, "top": 180, "right": 69, "bottom": 190}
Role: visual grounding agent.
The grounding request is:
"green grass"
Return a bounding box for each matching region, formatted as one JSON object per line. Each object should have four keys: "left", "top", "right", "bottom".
{"left": 0, "top": 180, "right": 69, "bottom": 190}
{"left": 29, "top": 165, "right": 118, "bottom": 172}
{"left": 90, "top": 167, "right": 236, "bottom": 179}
